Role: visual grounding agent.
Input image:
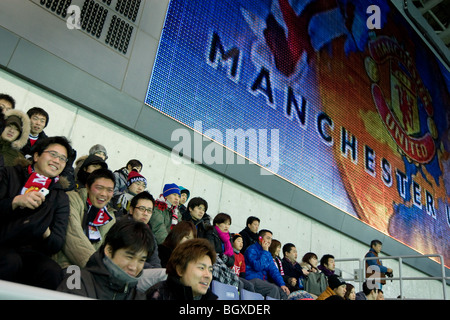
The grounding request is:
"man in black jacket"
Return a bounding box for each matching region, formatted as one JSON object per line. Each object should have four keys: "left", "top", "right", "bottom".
{"left": 0, "top": 136, "right": 73, "bottom": 289}
{"left": 239, "top": 216, "right": 260, "bottom": 254}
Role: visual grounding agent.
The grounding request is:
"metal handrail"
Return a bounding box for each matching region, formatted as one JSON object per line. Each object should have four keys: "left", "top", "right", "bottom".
{"left": 335, "top": 254, "right": 449, "bottom": 300}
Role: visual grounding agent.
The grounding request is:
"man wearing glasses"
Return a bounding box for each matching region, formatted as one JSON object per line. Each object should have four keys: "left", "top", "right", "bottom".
{"left": 55, "top": 168, "right": 117, "bottom": 270}
{"left": 0, "top": 136, "right": 74, "bottom": 290}
{"left": 122, "top": 191, "right": 169, "bottom": 292}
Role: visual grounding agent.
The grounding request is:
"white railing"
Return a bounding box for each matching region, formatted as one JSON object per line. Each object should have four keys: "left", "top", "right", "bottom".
{"left": 335, "top": 254, "right": 450, "bottom": 300}
{"left": 0, "top": 280, "right": 92, "bottom": 300}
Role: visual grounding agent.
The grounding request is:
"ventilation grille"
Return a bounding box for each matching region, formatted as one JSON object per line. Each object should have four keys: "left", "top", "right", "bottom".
{"left": 33, "top": 0, "right": 143, "bottom": 56}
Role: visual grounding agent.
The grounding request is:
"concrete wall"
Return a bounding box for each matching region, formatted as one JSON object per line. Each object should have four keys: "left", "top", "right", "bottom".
{"left": 0, "top": 0, "right": 448, "bottom": 299}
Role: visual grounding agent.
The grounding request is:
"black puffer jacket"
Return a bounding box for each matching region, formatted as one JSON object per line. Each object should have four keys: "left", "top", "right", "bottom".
{"left": 0, "top": 164, "right": 70, "bottom": 255}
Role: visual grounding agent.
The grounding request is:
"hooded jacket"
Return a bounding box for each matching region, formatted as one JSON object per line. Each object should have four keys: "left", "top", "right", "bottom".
{"left": 0, "top": 109, "right": 30, "bottom": 167}
{"left": 57, "top": 249, "right": 145, "bottom": 300}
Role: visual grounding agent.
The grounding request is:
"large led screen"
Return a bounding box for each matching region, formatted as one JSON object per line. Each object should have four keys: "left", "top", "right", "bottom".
{"left": 145, "top": 0, "right": 450, "bottom": 267}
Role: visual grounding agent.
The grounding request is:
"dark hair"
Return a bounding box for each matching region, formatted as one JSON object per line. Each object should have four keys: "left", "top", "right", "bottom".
{"left": 320, "top": 254, "right": 335, "bottom": 266}
{"left": 126, "top": 159, "right": 143, "bottom": 171}
{"left": 130, "top": 191, "right": 155, "bottom": 208}
{"left": 370, "top": 239, "right": 382, "bottom": 247}
{"left": 362, "top": 281, "right": 378, "bottom": 296}
{"left": 27, "top": 107, "right": 49, "bottom": 127}
{"left": 269, "top": 239, "right": 281, "bottom": 258}
{"left": 0, "top": 93, "right": 16, "bottom": 109}
{"left": 282, "top": 243, "right": 296, "bottom": 256}
{"left": 32, "top": 136, "right": 73, "bottom": 160}
{"left": 102, "top": 218, "right": 155, "bottom": 257}
{"left": 162, "top": 220, "right": 197, "bottom": 250}
{"left": 166, "top": 238, "right": 216, "bottom": 278}
{"left": 213, "top": 212, "right": 231, "bottom": 225}
{"left": 302, "top": 252, "right": 318, "bottom": 264}
{"left": 344, "top": 283, "right": 355, "bottom": 300}
{"left": 187, "top": 197, "right": 208, "bottom": 212}
{"left": 258, "top": 229, "right": 272, "bottom": 238}
{"left": 86, "top": 168, "right": 116, "bottom": 188}
{"left": 246, "top": 216, "right": 260, "bottom": 226}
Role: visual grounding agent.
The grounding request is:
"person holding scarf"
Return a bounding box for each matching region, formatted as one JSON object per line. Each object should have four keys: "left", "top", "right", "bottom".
{"left": 0, "top": 136, "right": 73, "bottom": 290}
{"left": 55, "top": 168, "right": 116, "bottom": 269}
{"left": 149, "top": 183, "right": 181, "bottom": 245}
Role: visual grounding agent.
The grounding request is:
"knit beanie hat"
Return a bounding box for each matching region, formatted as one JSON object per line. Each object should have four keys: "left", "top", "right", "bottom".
{"left": 328, "top": 275, "right": 346, "bottom": 289}
{"left": 89, "top": 144, "right": 108, "bottom": 160}
{"left": 163, "top": 183, "right": 180, "bottom": 198}
{"left": 127, "top": 170, "right": 147, "bottom": 188}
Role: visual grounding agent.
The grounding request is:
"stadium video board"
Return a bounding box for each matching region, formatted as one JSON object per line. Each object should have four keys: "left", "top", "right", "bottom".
{"left": 145, "top": 0, "right": 450, "bottom": 267}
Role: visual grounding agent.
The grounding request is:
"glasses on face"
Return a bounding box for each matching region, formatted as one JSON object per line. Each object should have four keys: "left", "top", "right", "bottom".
{"left": 43, "top": 150, "right": 68, "bottom": 162}
{"left": 135, "top": 206, "right": 153, "bottom": 214}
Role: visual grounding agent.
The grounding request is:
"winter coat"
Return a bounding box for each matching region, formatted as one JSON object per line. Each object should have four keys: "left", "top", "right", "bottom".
{"left": 20, "top": 130, "right": 48, "bottom": 158}
{"left": 113, "top": 167, "right": 128, "bottom": 196}
{"left": 0, "top": 109, "right": 30, "bottom": 168}
{"left": 149, "top": 197, "right": 181, "bottom": 245}
{"left": 0, "top": 164, "right": 70, "bottom": 255}
{"left": 57, "top": 250, "right": 145, "bottom": 300}
{"left": 54, "top": 187, "right": 116, "bottom": 268}
{"left": 146, "top": 275, "right": 217, "bottom": 300}
{"left": 181, "top": 210, "right": 211, "bottom": 239}
{"left": 316, "top": 286, "right": 335, "bottom": 300}
{"left": 204, "top": 227, "right": 235, "bottom": 268}
{"left": 244, "top": 242, "right": 286, "bottom": 287}
{"left": 239, "top": 226, "right": 259, "bottom": 254}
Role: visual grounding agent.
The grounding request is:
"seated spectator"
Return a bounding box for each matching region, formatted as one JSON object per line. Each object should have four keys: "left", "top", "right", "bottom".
{"left": 149, "top": 183, "right": 181, "bottom": 244}
{"left": 344, "top": 283, "right": 356, "bottom": 300}
{"left": 178, "top": 186, "right": 190, "bottom": 217}
{"left": 205, "top": 213, "right": 235, "bottom": 268}
{"left": 0, "top": 93, "right": 15, "bottom": 131}
{"left": 318, "top": 253, "right": 335, "bottom": 277}
{"left": 0, "top": 109, "right": 29, "bottom": 167}
{"left": 239, "top": 216, "right": 260, "bottom": 254}
{"left": 74, "top": 154, "right": 108, "bottom": 190}
{"left": 269, "top": 239, "right": 288, "bottom": 286}
{"left": 122, "top": 191, "right": 160, "bottom": 268}
{"left": 281, "top": 243, "right": 308, "bottom": 292}
{"left": 121, "top": 191, "right": 168, "bottom": 292}
{"left": 355, "top": 281, "right": 379, "bottom": 300}
{"left": 158, "top": 220, "right": 197, "bottom": 268}
{"left": 113, "top": 170, "right": 147, "bottom": 216}
{"left": 20, "top": 107, "right": 49, "bottom": 159}
{"left": 182, "top": 196, "right": 211, "bottom": 238}
{"left": 301, "top": 252, "right": 327, "bottom": 296}
{"left": 0, "top": 136, "right": 73, "bottom": 290}
{"left": 88, "top": 144, "right": 108, "bottom": 161}
{"left": 316, "top": 274, "right": 347, "bottom": 300}
{"left": 54, "top": 168, "right": 116, "bottom": 269}
{"left": 0, "top": 93, "right": 15, "bottom": 114}
{"left": 113, "top": 159, "right": 143, "bottom": 196}
{"left": 58, "top": 218, "right": 154, "bottom": 300}
{"left": 244, "top": 229, "right": 290, "bottom": 299}
{"left": 146, "top": 238, "right": 218, "bottom": 300}
{"left": 231, "top": 233, "right": 255, "bottom": 292}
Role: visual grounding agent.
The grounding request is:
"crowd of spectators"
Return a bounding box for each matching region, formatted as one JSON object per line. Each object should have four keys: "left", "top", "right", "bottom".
{"left": 0, "top": 93, "right": 391, "bottom": 300}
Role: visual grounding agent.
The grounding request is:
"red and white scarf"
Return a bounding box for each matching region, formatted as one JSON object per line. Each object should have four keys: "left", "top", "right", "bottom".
{"left": 21, "top": 165, "right": 59, "bottom": 195}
